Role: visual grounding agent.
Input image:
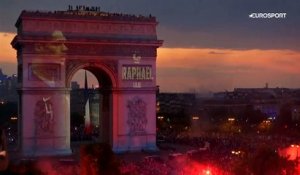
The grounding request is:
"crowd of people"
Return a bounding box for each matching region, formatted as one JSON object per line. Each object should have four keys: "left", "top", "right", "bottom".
{"left": 23, "top": 10, "right": 156, "bottom": 22}
{"left": 71, "top": 125, "right": 99, "bottom": 142}
{"left": 118, "top": 132, "right": 300, "bottom": 175}
{"left": 0, "top": 128, "right": 299, "bottom": 174}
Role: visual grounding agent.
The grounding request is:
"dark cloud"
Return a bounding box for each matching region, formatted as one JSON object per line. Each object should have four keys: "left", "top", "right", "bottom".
{"left": 0, "top": 0, "right": 299, "bottom": 50}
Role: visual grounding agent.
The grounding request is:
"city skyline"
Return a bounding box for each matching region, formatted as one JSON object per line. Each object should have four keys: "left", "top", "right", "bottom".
{"left": 1, "top": 0, "right": 300, "bottom": 92}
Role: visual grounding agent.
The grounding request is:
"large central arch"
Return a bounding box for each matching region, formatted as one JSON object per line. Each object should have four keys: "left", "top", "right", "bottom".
{"left": 68, "top": 63, "right": 116, "bottom": 145}
{"left": 11, "top": 9, "right": 162, "bottom": 156}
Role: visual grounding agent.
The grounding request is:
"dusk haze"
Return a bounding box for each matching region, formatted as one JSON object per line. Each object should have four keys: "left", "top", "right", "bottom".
{"left": 1, "top": 1, "right": 300, "bottom": 175}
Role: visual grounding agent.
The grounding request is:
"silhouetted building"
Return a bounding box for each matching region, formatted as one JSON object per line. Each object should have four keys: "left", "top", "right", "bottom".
{"left": 71, "top": 81, "right": 80, "bottom": 90}
{"left": 70, "top": 88, "right": 100, "bottom": 127}
{"left": 157, "top": 93, "right": 196, "bottom": 115}
{"left": 210, "top": 86, "right": 300, "bottom": 122}
{"left": 0, "top": 69, "right": 18, "bottom": 102}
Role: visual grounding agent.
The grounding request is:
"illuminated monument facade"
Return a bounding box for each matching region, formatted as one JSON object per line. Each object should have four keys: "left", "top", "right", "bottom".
{"left": 11, "top": 9, "right": 162, "bottom": 156}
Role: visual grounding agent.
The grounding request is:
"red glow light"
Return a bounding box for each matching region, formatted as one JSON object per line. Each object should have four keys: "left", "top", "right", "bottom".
{"left": 204, "top": 169, "right": 211, "bottom": 175}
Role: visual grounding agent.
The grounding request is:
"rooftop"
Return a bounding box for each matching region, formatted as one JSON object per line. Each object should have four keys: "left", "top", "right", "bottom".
{"left": 17, "top": 9, "right": 157, "bottom": 25}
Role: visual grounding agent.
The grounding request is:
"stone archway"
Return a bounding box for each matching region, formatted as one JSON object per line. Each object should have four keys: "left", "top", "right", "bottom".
{"left": 67, "top": 63, "right": 116, "bottom": 145}
{"left": 11, "top": 9, "right": 162, "bottom": 156}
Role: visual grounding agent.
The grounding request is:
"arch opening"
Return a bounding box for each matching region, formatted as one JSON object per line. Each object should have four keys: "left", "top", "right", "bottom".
{"left": 69, "top": 66, "right": 114, "bottom": 146}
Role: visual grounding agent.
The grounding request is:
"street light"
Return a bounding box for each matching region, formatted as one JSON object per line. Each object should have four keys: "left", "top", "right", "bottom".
{"left": 192, "top": 116, "right": 199, "bottom": 120}
{"left": 10, "top": 116, "right": 18, "bottom": 120}
{"left": 157, "top": 116, "right": 164, "bottom": 120}
{"left": 228, "top": 118, "right": 235, "bottom": 122}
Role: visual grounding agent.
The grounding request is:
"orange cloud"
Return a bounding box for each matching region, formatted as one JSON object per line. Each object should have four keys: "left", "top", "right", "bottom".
{"left": 0, "top": 32, "right": 16, "bottom": 63}
{"left": 157, "top": 48, "right": 300, "bottom": 74}
{"left": 157, "top": 48, "right": 300, "bottom": 92}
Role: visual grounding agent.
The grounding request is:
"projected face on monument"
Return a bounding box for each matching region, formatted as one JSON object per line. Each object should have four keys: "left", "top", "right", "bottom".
{"left": 35, "top": 30, "right": 68, "bottom": 55}
{"left": 30, "top": 30, "right": 67, "bottom": 87}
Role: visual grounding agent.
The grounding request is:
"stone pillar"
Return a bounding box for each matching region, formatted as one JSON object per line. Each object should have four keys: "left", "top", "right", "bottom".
{"left": 113, "top": 88, "right": 158, "bottom": 153}
{"left": 20, "top": 88, "right": 71, "bottom": 156}
{"left": 99, "top": 89, "right": 112, "bottom": 144}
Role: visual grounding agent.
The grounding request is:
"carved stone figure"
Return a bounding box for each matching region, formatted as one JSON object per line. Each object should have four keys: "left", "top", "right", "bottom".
{"left": 127, "top": 97, "right": 147, "bottom": 135}
{"left": 34, "top": 97, "right": 54, "bottom": 135}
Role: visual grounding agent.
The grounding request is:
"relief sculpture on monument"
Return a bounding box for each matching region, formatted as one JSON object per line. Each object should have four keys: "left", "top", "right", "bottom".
{"left": 34, "top": 97, "right": 54, "bottom": 136}
{"left": 127, "top": 97, "right": 148, "bottom": 136}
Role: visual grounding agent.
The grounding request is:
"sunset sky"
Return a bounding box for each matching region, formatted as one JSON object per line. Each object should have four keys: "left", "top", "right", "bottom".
{"left": 1, "top": 0, "right": 300, "bottom": 92}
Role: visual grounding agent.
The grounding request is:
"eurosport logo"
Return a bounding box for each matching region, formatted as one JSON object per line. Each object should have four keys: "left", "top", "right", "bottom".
{"left": 249, "top": 13, "right": 287, "bottom": 19}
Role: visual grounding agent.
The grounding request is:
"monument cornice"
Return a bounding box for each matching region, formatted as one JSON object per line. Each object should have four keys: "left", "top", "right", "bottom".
{"left": 16, "top": 10, "right": 158, "bottom": 25}
{"left": 13, "top": 38, "right": 163, "bottom": 47}
{"left": 20, "top": 46, "right": 158, "bottom": 57}
{"left": 19, "top": 16, "right": 159, "bottom": 26}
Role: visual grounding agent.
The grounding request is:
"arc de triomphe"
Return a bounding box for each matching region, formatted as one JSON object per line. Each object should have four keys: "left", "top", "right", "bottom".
{"left": 11, "top": 9, "right": 162, "bottom": 156}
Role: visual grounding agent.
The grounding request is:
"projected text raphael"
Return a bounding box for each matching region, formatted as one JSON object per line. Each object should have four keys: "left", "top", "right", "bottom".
{"left": 122, "top": 66, "right": 152, "bottom": 81}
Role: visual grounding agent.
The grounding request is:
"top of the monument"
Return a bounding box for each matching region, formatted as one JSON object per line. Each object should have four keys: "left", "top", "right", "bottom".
{"left": 17, "top": 5, "right": 157, "bottom": 25}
